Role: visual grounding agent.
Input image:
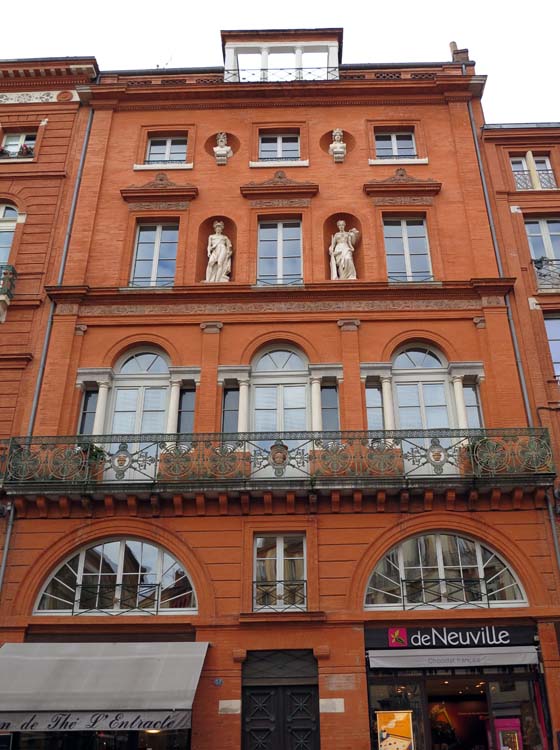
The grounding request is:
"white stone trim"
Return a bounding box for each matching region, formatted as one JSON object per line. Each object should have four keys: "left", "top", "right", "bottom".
{"left": 368, "top": 157, "right": 429, "bottom": 166}
{"left": 133, "top": 162, "right": 193, "bottom": 171}
{"left": 0, "top": 90, "right": 79, "bottom": 104}
{"left": 249, "top": 159, "right": 309, "bottom": 168}
{"left": 320, "top": 698, "right": 345, "bottom": 713}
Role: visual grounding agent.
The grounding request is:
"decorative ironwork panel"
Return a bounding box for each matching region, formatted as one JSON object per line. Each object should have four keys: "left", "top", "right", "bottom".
{"left": 2, "top": 428, "right": 553, "bottom": 492}
{"left": 243, "top": 686, "right": 319, "bottom": 750}
{"left": 0, "top": 265, "right": 17, "bottom": 299}
{"left": 513, "top": 170, "right": 533, "bottom": 190}
{"left": 533, "top": 258, "right": 560, "bottom": 289}
{"left": 538, "top": 170, "right": 558, "bottom": 189}
{"left": 224, "top": 67, "right": 339, "bottom": 83}
{"left": 253, "top": 580, "right": 307, "bottom": 612}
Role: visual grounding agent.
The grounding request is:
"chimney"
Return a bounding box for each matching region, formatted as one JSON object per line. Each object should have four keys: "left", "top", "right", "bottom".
{"left": 450, "top": 41, "right": 470, "bottom": 63}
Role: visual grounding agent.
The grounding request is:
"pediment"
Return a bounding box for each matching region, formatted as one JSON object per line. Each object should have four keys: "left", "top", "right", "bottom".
{"left": 363, "top": 168, "right": 442, "bottom": 197}
{"left": 240, "top": 170, "right": 319, "bottom": 198}
{"left": 120, "top": 172, "right": 198, "bottom": 202}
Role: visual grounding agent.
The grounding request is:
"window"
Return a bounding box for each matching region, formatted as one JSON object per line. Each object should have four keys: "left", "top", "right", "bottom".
{"left": 383, "top": 218, "right": 432, "bottom": 282}
{"left": 78, "top": 390, "right": 98, "bottom": 435}
{"left": 463, "top": 384, "right": 482, "bottom": 428}
{"left": 544, "top": 318, "right": 560, "bottom": 379}
{"left": 366, "top": 385, "right": 384, "bottom": 430}
{"left": 320, "top": 385, "right": 339, "bottom": 431}
{"left": 110, "top": 352, "right": 169, "bottom": 434}
{"left": 375, "top": 130, "right": 416, "bottom": 159}
{"left": 511, "top": 155, "right": 557, "bottom": 190}
{"left": 254, "top": 534, "right": 306, "bottom": 611}
{"left": 0, "top": 132, "right": 35, "bottom": 159}
{"left": 222, "top": 387, "right": 239, "bottom": 432}
{"left": 0, "top": 204, "right": 17, "bottom": 264}
{"left": 252, "top": 349, "right": 308, "bottom": 432}
{"left": 365, "top": 532, "right": 527, "bottom": 609}
{"left": 258, "top": 133, "right": 300, "bottom": 161}
{"left": 145, "top": 136, "right": 187, "bottom": 165}
{"left": 257, "top": 220, "right": 302, "bottom": 286}
{"left": 177, "top": 388, "right": 195, "bottom": 433}
{"left": 525, "top": 218, "right": 560, "bottom": 259}
{"left": 36, "top": 537, "right": 196, "bottom": 614}
{"left": 130, "top": 223, "right": 178, "bottom": 287}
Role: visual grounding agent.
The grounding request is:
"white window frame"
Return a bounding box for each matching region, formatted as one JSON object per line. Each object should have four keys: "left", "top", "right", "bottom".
{"left": 544, "top": 318, "right": 560, "bottom": 380}
{"left": 365, "top": 533, "right": 527, "bottom": 610}
{"left": 251, "top": 132, "right": 308, "bottom": 167}
{"left": 375, "top": 131, "right": 416, "bottom": 158}
{"left": 511, "top": 154, "right": 557, "bottom": 190}
{"left": 250, "top": 351, "right": 311, "bottom": 433}
{"left": 145, "top": 136, "right": 188, "bottom": 164}
{"left": 130, "top": 222, "right": 178, "bottom": 288}
{"left": 253, "top": 534, "right": 307, "bottom": 611}
{"left": 0, "top": 204, "right": 18, "bottom": 264}
{"left": 525, "top": 218, "right": 560, "bottom": 260}
{"left": 0, "top": 132, "right": 36, "bottom": 159}
{"left": 383, "top": 217, "right": 433, "bottom": 283}
{"left": 257, "top": 219, "right": 303, "bottom": 286}
{"left": 35, "top": 537, "right": 197, "bottom": 615}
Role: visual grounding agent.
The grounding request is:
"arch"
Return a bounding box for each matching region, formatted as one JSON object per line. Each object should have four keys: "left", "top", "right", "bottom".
{"left": 103, "top": 334, "right": 180, "bottom": 369}
{"left": 14, "top": 518, "right": 216, "bottom": 619}
{"left": 381, "top": 330, "right": 459, "bottom": 363}
{"left": 115, "top": 348, "right": 170, "bottom": 375}
{"left": 239, "top": 331, "right": 319, "bottom": 365}
{"left": 393, "top": 344, "right": 446, "bottom": 369}
{"left": 347, "top": 513, "right": 547, "bottom": 612}
{"left": 253, "top": 345, "right": 308, "bottom": 372}
{"left": 0, "top": 189, "right": 29, "bottom": 216}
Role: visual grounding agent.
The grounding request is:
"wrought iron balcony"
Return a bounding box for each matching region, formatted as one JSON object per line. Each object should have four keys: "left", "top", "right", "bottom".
{"left": 224, "top": 67, "right": 339, "bottom": 83}
{"left": 537, "top": 170, "right": 558, "bottom": 189}
{"left": 513, "top": 169, "right": 558, "bottom": 190}
{"left": 532, "top": 257, "right": 560, "bottom": 289}
{"left": 253, "top": 580, "right": 307, "bottom": 612}
{"left": 0, "top": 265, "right": 16, "bottom": 299}
{"left": 513, "top": 170, "right": 533, "bottom": 190}
{"left": 400, "top": 577, "right": 498, "bottom": 610}
{"left": 0, "top": 428, "right": 553, "bottom": 494}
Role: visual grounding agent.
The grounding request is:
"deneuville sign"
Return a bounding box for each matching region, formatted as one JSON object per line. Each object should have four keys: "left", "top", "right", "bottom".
{"left": 365, "top": 624, "right": 537, "bottom": 651}
{"left": 0, "top": 710, "right": 191, "bottom": 733}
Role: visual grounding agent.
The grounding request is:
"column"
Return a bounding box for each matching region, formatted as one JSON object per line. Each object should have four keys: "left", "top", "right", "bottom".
{"left": 260, "top": 47, "right": 269, "bottom": 82}
{"left": 196, "top": 322, "right": 223, "bottom": 432}
{"left": 327, "top": 44, "right": 339, "bottom": 79}
{"left": 311, "top": 377, "right": 323, "bottom": 431}
{"left": 224, "top": 46, "right": 236, "bottom": 81}
{"left": 380, "top": 376, "right": 395, "bottom": 430}
{"left": 452, "top": 376, "right": 469, "bottom": 429}
{"left": 237, "top": 379, "right": 250, "bottom": 433}
{"left": 295, "top": 47, "right": 303, "bottom": 80}
{"left": 92, "top": 380, "right": 110, "bottom": 435}
{"left": 525, "top": 150, "right": 541, "bottom": 190}
{"left": 337, "top": 319, "right": 364, "bottom": 430}
{"left": 166, "top": 378, "right": 182, "bottom": 434}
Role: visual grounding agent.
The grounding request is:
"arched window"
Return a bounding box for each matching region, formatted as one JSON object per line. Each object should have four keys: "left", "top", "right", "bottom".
{"left": 36, "top": 537, "right": 197, "bottom": 614}
{"left": 110, "top": 351, "right": 170, "bottom": 435}
{"left": 365, "top": 532, "right": 526, "bottom": 610}
{"left": 251, "top": 348, "right": 310, "bottom": 432}
{"left": 0, "top": 204, "right": 18, "bottom": 264}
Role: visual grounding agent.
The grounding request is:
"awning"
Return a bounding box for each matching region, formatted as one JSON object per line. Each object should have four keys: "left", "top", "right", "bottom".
{"left": 367, "top": 645, "right": 538, "bottom": 669}
{"left": 0, "top": 642, "right": 208, "bottom": 732}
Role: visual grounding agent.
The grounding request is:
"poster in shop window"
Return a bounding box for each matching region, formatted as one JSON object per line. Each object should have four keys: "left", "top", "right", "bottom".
{"left": 376, "top": 710, "right": 414, "bottom": 750}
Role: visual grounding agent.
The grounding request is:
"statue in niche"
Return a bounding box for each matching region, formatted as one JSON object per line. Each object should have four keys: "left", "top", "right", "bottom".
{"left": 329, "top": 219, "right": 360, "bottom": 280}
{"left": 213, "top": 132, "right": 233, "bottom": 166}
{"left": 206, "top": 220, "right": 233, "bottom": 282}
{"left": 328, "top": 128, "right": 347, "bottom": 163}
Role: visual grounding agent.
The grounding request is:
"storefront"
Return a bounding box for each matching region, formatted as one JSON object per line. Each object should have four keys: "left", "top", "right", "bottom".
{"left": 366, "top": 624, "right": 551, "bottom": 750}
{"left": 0, "top": 642, "right": 208, "bottom": 750}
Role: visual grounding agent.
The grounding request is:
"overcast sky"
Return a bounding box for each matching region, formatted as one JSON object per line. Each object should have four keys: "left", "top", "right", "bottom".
{"left": 4, "top": 0, "right": 557, "bottom": 124}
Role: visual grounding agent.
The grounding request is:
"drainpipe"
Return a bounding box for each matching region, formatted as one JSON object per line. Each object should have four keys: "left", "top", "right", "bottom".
{"left": 0, "top": 102, "right": 95, "bottom": 603}
{"left": 463, "top": 63, "right": 560, "bottom": 577}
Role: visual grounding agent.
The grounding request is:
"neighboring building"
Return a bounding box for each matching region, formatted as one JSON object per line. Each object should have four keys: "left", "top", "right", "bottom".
{"left": 0, "top": 30, "right": 559, "bottom": 750}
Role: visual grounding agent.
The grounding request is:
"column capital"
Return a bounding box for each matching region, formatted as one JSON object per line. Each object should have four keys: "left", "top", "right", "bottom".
{"left": 337, "top": 319, "right": 360, "bottom": 332}
{"left": 217, "top": 365, "right": 251, "bottom": 386}
{"left": 75, "top": 368, "right": 113, "bottom": 389}
{"left": 200, "top": 321, "right": 223, "bottom": 334}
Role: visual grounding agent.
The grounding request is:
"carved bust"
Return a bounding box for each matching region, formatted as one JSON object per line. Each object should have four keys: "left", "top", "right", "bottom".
{"left": 213, "top": 132, "right": 233, "bottom": 166}
{"left": 328, "top": 129, "right": 347, "bottom": 163}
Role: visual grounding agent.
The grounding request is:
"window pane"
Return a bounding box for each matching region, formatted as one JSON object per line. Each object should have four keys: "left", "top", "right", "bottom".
{"left": 222, "top": 388, "right": 239, "bottom": 432}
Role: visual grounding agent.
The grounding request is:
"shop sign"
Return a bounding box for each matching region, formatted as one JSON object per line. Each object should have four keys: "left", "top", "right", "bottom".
{"left": 0, "top": 711, "right": 191, "bottom": 733}
{"left": 376, "top": 710, "right": 414, "bottom": 750}
{"left": 365, "top": 625, "right": 536, "bottom": 651}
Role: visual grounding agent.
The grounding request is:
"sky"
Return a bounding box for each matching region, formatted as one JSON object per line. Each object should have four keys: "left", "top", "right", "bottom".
{"left": 3, "top": 0, "right": 558, "bottom": 124}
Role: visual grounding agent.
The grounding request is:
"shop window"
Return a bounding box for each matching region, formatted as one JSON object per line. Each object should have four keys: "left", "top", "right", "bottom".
{"left": 365, "top": 532, "right": 527, "bottom": 609}
{"left": 383, "top": 218, "right": 433, "bottom": 282}
{"left": 36, "top": 537, "right": 197, "bottom": 614}
{"left": 254, "top": 534, "right": 306, "bottom": 611}
{"left": 0, "top": 132, "right": 36, "bottom": 159}
{"left": 130, "top": 223, "right": 178, "bottom": 287}
{"left": 257, "top": 220, "right": 302, "bottom": 286}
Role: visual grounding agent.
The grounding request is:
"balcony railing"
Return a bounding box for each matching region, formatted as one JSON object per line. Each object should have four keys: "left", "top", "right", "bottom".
{"left": 224, "top": 67, "right": 339, "bottom": 83}
{"left": 0, "top": 147, "right": 34, "bottom": 159}
{"left": 0, "top": 265, "right": 16, "bottom": 298}
{"left": 253, "top": 580, "right": 307, "bottom": 612}
{"left": 400, "top": 577, "right": 499, "bottom": 610}
{"left": 513, "top": 169, "right": 558, "bottom": 190}
{"left": 0, "top": 428, "right": 553, "bottom": 493}
{"left": 533, "top": 257, "right": 560, "bottom": 289}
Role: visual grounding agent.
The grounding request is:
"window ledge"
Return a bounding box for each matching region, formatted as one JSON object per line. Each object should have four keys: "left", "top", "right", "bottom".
{"left": 0, "top": 157, "right": 34, "bottom": 164}
{"left": 369, "top": 157, "right": 429, "bottom": 165}
{"left": 133, "top": 162, "right": 194, "bottom": 171}
{"left": 249, "top": 159, "right": 309, "bottom": 168}
{"left": 251, "top": 283, "right": 305, "bottom": 290}
{"left": 119, "top": 285, "right": 174, "bottom": 291}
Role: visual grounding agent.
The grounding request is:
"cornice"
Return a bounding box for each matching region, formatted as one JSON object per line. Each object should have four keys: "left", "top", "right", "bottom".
{"left": 363, "top": 168, "right": 442, "bottom": 197}
{"left": 240, "top": 170, "right": 319, "bottom": 198}
{"left": 0, "top": 168, "right": 67, "bottom": 179}
{"left": 0, "top": 353, "right": 33, "bottom": 369}
{"left": 120, "top": 172, "right": 198, "bottom": 203}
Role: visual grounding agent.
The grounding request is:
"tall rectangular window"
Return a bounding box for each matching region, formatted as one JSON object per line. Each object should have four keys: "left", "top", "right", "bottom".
{"left": 545, "top": 319, "right": 560, "bottom": 379}
{"left": 463, "top": 385, "right": 482, "bottom": 428}
{"left": 258, "top": 133, "right": 300, "bottom": 160}
{"left": 130, "top": 223, "right": 178, "bottom": 287}
{"left": 375, "top": 130, "right": 416, "bottom": 159}
{"left": 320, "top": 385, "right": 339, "bottom": 431}
{"left": 79, "top": 390, "right": 98, "bottom": 435}
{"left": 145, "top": 137, "right": 187, "bottom": 164}
{"left": 177, "top": 388, "right": 195, "bottom": 433}
{"left": 525, "top": 218, "right": 560, "bottom": 259}
{"left": 257, "top": 220, "right": 302, "bottom": 286}
{"left": 222, "top": 387, "right": 239, "bottom": 432}
{"left": 254, "top": 534, "right": 306, "bottom": 611}
{"left": 366, "top": 385, "right": 384, "bottom": 430}
{"left": 383, "top": 218, "right": 432, "bottom": 282}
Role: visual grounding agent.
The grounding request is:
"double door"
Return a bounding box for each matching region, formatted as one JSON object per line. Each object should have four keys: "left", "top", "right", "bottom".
{"left": 242, "top": 685, "right": 320, "bottom": 750}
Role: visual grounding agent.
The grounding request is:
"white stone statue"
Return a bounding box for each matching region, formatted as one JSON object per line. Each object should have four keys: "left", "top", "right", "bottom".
{"left": 329, "top": 219, "right": 360, "bottom": 280}
{"left": 213, "top": 132, "right": 233, "bottom": 166}
{"left": 328, "top": 128, "right": 346, "bottom": 163}
{"left": 206, "top": 221, "right": 233, "bottom": 282}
